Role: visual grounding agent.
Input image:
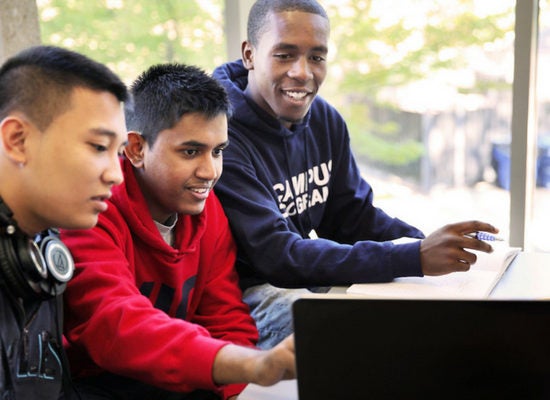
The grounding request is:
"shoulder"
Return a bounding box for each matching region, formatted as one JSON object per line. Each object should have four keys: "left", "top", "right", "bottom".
{"left": 304, "top": 97, "right": 350, "bottom": 151}
{"left": 223, "top": 125, "right": 259, "bottom": 162}
{"left": 309, "top": 95, "right": 347, "bottom": 126}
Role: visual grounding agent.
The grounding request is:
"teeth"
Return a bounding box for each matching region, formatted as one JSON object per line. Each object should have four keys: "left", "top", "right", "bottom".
{"left": 285, "top": 91, "right": 307, "bottom": 99}
{"left": 191, "top": 188, "right": 209, "bottom": 194}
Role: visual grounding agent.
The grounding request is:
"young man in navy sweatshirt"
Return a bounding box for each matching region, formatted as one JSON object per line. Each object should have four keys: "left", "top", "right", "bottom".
{"left": 213, "top": 0, "right": 500, "bottom": 349}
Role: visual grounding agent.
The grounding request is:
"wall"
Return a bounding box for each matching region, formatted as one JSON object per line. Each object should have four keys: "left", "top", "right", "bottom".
{"left": 0, "top": 0, "right": 41, "bottom": 63}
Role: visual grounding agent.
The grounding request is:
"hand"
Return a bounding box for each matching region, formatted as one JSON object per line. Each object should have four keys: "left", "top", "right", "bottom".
{"left": 212, "top": 334, "right": 296, "bottom": 388}
{"left": 420, "top": 220, "right": 499, "bottom": 276}
{"left": 250, "top": 334, "right": 296, "bottom": 386}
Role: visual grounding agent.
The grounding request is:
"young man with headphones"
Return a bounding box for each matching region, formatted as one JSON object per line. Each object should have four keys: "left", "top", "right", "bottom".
{"left": 0, "top": 45, "right": 128, "bottom": 399}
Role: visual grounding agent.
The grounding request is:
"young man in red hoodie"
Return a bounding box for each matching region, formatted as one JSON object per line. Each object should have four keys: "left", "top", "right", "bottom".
{"left": 60, "top": 63, "right": 295, "bottom": 400}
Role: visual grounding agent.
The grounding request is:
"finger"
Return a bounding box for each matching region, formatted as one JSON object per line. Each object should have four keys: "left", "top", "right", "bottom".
{"left": 454, "top": 259, "right": 471, "bottom": 272}
{"left": 463, "top": 236, "right": 494, "bottom": 253}
{"left": 449, "top": 249, "right": 477, "bottom": 271}
{"left": 453, "top": 220, "right": 499, "bottom": 235}
{"left": 431, "top": 259, "right": 471, "bottom": 275}
{"left": 457, "top": 248, "right": 478, "bottom": 265}
{"left": 288, "top": 337, "right": 295, "bottom": 353}
{"left": 469, "top": 220, "right": 500, "bottom": 234}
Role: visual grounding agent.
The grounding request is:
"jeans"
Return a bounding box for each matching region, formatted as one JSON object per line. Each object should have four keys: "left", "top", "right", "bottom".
{"left": 242, "top": 283, "right": 330, "bottom": 349}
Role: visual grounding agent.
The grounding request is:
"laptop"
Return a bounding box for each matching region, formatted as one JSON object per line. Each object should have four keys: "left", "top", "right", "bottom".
{"left": 293, "top": 295, "right": 550, "bottom": 400}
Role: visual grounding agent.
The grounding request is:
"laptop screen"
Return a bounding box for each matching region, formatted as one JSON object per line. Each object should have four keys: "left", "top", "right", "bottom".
{"left": 293, "top": 296, "right": 550, "bottom": 400}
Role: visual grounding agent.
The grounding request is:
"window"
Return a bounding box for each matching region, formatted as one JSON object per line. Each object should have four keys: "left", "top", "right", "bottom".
{"left": 317, "top": 0, "right": 548, "bottom": 252}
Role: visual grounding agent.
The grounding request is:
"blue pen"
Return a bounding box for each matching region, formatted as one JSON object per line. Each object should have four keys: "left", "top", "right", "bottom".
{"left": 466, "top": 231, "right": 504, "bottom": 241}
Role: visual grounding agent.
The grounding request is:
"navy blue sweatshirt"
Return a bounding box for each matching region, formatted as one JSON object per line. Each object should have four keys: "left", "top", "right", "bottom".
{"left": 213, "top": 60, "right": 425, "bottom": 289}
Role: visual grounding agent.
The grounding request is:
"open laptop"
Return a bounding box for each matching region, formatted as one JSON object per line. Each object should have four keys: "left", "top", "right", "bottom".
{"left": 293, "top": 295, "right": 550, "bottom": 400}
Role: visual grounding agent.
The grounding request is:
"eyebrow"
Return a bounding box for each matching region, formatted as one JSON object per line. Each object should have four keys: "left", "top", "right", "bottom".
{"left": 274, "top": 42, "right": 328, "bottom": 54}
{"left": 90, "top": 128, "right": 118, "bottom": 138}
{"left": 180, "top": 140, "right": 230, "bottom": 148}
{"left": 90, "top": 128, "right": 128, "bottom": 147}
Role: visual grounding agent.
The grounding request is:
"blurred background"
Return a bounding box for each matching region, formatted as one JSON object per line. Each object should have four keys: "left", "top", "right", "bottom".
{"left": 33, "top": 0, "right": 550, "bottom": 252}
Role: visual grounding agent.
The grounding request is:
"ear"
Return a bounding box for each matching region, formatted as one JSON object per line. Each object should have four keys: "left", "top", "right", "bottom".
{"left": 124, "top": 131, "right": 146, "bottom": 168}
{"left": 242, "top": 41, "right": 255, "bottom": 70}
{"left": 0, "top": 116, "right": 29, "bottom": 165}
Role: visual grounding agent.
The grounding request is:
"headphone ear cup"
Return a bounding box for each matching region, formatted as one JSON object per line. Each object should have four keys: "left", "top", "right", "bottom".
{"left": 40, "top": 235, "right": 74, "bottom": 283}
{"left": 18, "top": 236, "right": 49, "bottom": 281}
{"left": 0, "top": 235, "right": 44, "bottom": 299}
{"left": 0, "top": 198, "right": 65, "bottom": 299}
{"left": 36, "top": 234, "right": 74, "bottom": 297}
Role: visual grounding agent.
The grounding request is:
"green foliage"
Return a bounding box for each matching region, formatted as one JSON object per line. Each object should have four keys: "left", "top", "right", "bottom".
{"left": 321, "top": 0, "right": 514, "bottom": 169}
{"left": 38, "top": 0, "right": 225, "bottom": 82}
{"left": 325, "top": 0, "right": 512, "bottom": 95}
{"left": 354, "top": 129, "right": 425, "bottom": 166}
{"left": 344, "top": 103, "right": 424, "bottom": 167}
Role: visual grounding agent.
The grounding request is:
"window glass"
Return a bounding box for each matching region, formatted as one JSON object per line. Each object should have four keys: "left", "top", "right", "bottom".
{"left": 535, "top": 0, "right": 550, "bottom": 252}
{"left": 321, "top": 0, "right": 522, "bottom": 245}
{"left": 37, "top": 0, "right": 225, "bottom": 82}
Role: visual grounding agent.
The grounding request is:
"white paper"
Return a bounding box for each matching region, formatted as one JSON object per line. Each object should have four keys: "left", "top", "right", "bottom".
{"left": 347, "top": 244, "right": 521, "bottom": 300}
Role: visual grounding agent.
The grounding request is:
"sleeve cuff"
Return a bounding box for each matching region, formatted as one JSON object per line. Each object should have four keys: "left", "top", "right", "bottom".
{"left": 391, "top": 240, "right": 423, "bottom": 278}
{"left": 222, "top": 383, "right": 248, "bottom": 399}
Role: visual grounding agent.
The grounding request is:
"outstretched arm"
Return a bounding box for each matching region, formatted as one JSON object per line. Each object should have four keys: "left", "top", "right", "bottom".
{"left": 420, "top": 220, "right": 500, "bottom": 276}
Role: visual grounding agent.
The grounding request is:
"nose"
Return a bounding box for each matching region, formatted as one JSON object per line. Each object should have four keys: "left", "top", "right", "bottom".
{"left": 103, "top": 155, "right": 124, "bottom": 186}
{"left": 287, "top": 57, "right": 313, "bottom": 81}
{"left": 196, "top": 154, "right": 219, "bottom": 181}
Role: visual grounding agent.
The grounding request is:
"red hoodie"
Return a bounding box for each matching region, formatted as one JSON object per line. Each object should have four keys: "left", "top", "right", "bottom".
{"left": 61, "top": 157, "right": 258, "bottom": 399}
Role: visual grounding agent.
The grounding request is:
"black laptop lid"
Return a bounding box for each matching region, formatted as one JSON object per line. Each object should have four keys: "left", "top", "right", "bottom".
{"left": 293, "top": 296, "right": 550, "bottom": 400}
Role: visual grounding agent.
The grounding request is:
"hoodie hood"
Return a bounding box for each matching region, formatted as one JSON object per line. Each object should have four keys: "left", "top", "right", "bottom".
{"left": 213, "top": 60, "right": 311, "bottom": 139}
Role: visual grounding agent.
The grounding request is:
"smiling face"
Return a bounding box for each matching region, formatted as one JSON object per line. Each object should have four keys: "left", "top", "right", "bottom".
{"left": 127, "top": 112, "right": 228, "bottom": 223}
{"left": 242, "top": 10, "right": 329, "bottom": 128}
{"left": 6, "top": 87, "right": 127, "bottom": 234}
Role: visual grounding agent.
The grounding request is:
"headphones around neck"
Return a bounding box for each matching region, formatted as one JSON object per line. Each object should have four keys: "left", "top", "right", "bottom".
{"left": 0, "top": 198, "right": 75, "bottom": 300}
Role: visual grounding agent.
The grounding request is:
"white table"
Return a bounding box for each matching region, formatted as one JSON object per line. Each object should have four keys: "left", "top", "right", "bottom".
{"left": 238, "top": 379, "right": 298, "bottom": 400}
{"left": 490, "top": 251, "right": 550, "bottom": 298}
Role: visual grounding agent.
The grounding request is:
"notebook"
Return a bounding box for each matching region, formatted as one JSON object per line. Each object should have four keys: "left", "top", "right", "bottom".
{"left": 292, "top": 295, "right": 550, "bottom": 400}
{"left": 347, "top": 244, "right": 521, "bottom": 299}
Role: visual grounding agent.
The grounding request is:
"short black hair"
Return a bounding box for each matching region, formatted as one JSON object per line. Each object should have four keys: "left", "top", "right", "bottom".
{"left": 126, "top": 63, "right": 231, "bottom": 147}
{"left": 247, "top": 0, "right": 329, "bottom": 46}
{"left": 0, "top": 45, "right": 128, "bottom": 131}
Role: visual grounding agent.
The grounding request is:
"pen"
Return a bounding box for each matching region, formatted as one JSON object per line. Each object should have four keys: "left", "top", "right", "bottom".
{"left": 465, "top": 231, "right": 504, "bottom": 241}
